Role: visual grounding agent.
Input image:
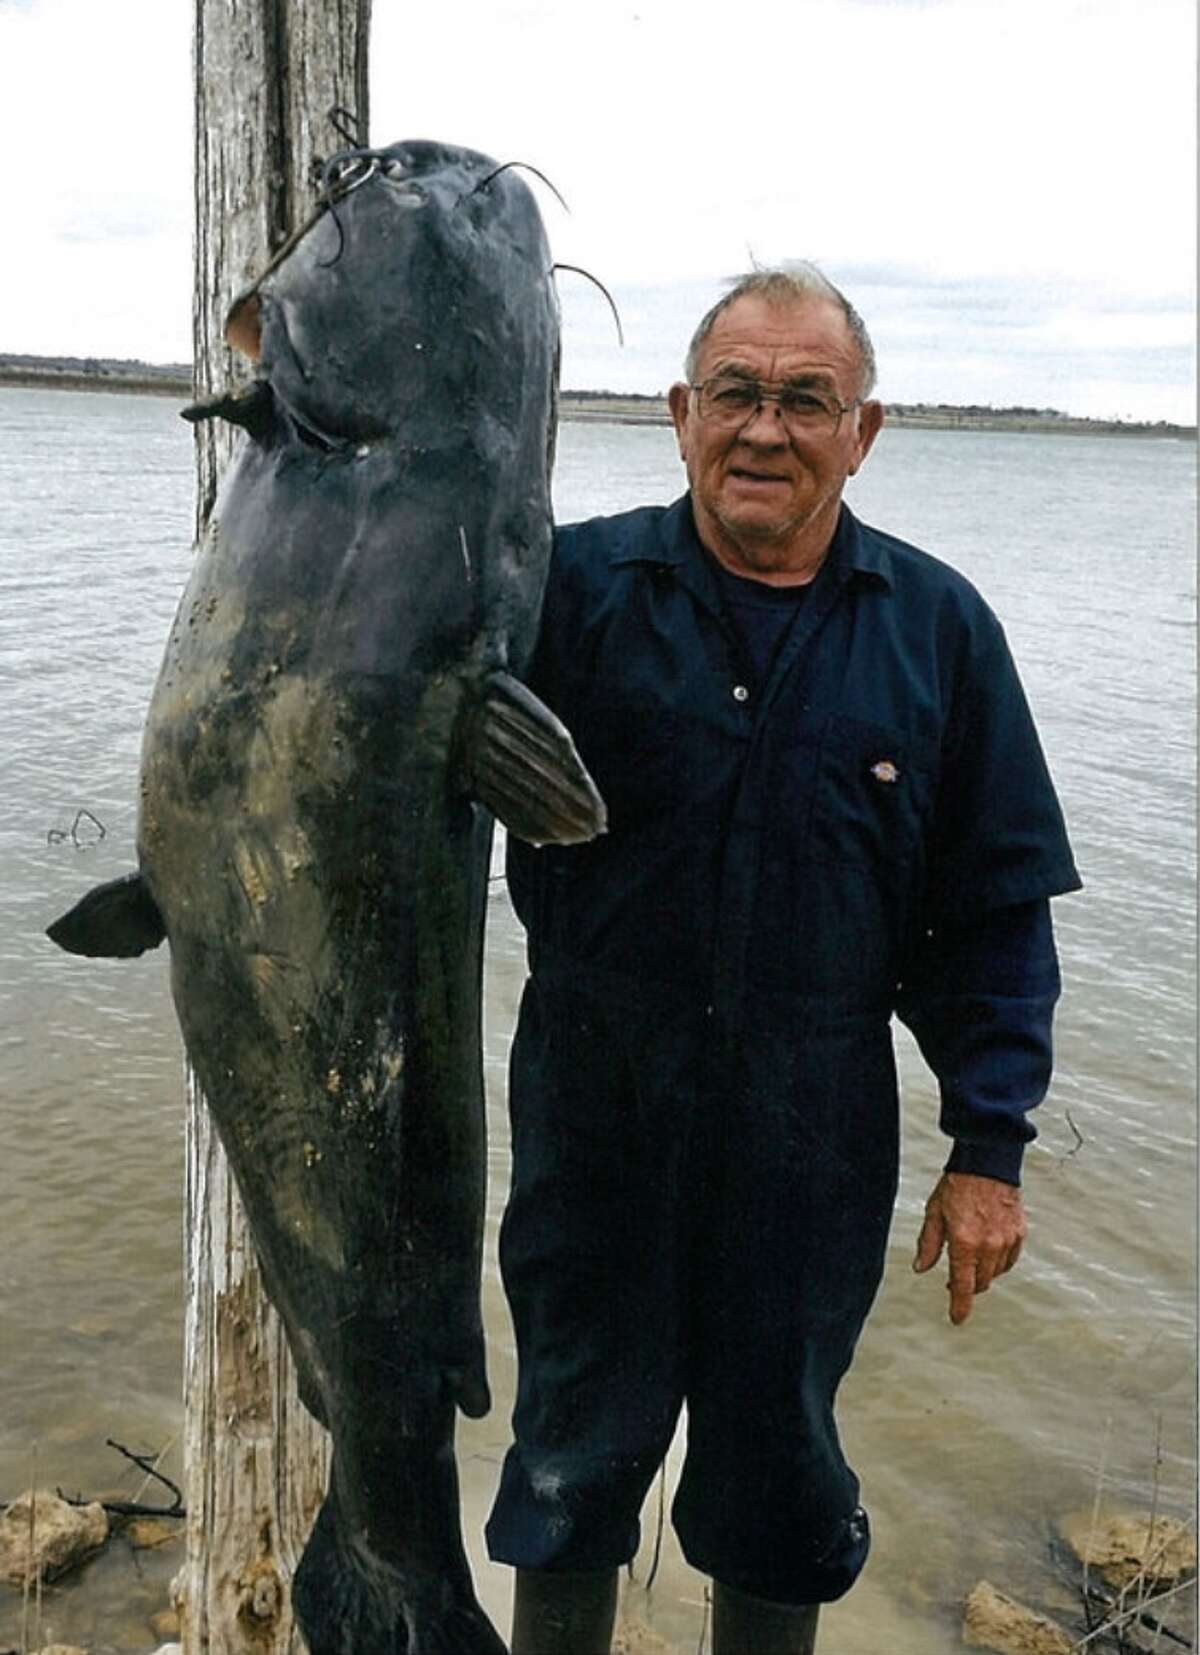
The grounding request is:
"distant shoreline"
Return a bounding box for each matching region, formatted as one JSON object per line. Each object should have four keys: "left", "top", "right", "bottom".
{"left": 558, "top": 392, "right": 1195, "bottom": 440}
{"left": 1, "top": 356, "right": 1192, "bottom": 440}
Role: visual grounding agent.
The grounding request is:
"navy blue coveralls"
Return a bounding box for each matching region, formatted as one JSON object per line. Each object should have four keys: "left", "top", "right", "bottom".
{"left": 485, "top": 496, "right": 1080, "bottom": 1604}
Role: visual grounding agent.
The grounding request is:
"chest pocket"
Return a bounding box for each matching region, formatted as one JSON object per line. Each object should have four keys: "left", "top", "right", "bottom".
{"left": 808, "top": 714, "right": 936, "bottom": 869}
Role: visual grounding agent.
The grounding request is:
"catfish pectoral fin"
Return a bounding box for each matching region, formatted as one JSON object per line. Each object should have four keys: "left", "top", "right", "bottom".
{"left": 459, "top": 671, "right": 607, "bottom": 847}
{"left": 47, "top": 871, "right": 166, "bottom": 958}
{"left": 180, "top": 379, "right": 276, "bottom": 438}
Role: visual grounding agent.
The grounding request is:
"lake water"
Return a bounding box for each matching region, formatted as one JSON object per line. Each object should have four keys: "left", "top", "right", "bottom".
{"left": 0, "top": 387, "right": 1194, "bottom": 1653}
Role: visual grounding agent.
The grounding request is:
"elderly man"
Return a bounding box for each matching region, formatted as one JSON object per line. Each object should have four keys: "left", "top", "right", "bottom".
{"left": 484, "top": 267, "right": 1080, "bottom": 1654}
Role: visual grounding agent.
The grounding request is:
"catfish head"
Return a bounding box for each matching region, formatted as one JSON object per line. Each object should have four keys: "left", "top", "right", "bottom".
{"left": 220, "top": 139, "right": 560, "bottom": 453}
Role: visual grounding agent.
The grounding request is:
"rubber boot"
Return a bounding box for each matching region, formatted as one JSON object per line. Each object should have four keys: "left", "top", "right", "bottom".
{"left": 712, "top": 1579, "right": 820, "bottom": 1654}
{"left": 510, "top": 1567, "right": 619, "bottom": 1655}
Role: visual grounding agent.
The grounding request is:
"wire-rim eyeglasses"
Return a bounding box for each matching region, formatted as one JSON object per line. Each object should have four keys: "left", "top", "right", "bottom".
{"left": 689, "top": 375, "right": 861, "bottom": 438}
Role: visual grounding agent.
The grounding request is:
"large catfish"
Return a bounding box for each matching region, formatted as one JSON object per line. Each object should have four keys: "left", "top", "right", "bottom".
{"left": 48, "top": 138, "right": 605, "bottom": 1653}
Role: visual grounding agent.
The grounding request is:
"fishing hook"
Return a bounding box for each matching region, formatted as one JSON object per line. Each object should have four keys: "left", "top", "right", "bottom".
{"left": 316, "top": 148, "right": 381, "bottom": 268}
{"left": 328, "top": 105, "right": 367, "bottom": 148}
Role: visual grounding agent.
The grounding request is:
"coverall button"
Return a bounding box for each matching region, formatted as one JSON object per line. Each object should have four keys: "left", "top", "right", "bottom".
{"left": 732, "top": 684, "right": 750, "bottom": 703}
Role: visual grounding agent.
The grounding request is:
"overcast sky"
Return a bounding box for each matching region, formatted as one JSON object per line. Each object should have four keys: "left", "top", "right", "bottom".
{"left": 0, "top": 0, "right": 1194, "bottom": 420}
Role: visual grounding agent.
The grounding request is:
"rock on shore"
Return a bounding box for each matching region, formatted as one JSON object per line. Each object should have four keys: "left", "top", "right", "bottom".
{"left": 1060, "top": 1509, "right": 1197, "bottom": 1588}
{"left": 962, "top": 1581, "right": 1073, "bottom": 1654}
{"left": 0, "top": 1488, "right": 108, "bottom": 1587}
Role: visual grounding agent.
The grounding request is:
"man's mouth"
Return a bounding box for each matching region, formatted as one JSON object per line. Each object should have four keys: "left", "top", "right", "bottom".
{"left": 728, "top": 467, "right": 788, "bottom": 485}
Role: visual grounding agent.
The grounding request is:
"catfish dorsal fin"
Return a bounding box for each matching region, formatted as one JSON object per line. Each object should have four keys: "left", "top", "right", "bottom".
{"left": 47, "top": 872, "right": 166, "bottom": 959}
{"left": 458, "top": 672, "right": 607, "bottom": 847}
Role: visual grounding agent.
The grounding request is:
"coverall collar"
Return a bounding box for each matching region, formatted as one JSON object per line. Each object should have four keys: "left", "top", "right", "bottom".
{"left": 608, "top": 494, "right": 895, "bottom": 610}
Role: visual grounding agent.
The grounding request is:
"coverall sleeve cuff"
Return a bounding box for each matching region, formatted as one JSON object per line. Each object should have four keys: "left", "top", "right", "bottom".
{"left": 945, "top": 1139, "right": 1024, "bottom": 1187}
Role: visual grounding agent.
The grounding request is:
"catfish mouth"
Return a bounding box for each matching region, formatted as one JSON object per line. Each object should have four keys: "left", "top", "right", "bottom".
{"left": 227, "top": 291, "right": 391, "bottom": 452}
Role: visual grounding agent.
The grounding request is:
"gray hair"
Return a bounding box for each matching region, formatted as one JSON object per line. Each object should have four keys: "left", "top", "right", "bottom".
{"left": 683, "top": 264, "right": 877, "bottom": 398}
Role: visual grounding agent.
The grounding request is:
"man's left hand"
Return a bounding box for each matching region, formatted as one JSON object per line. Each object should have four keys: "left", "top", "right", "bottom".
{"left": 912, "top": 1172, "right": 1027, "bottom": 1325}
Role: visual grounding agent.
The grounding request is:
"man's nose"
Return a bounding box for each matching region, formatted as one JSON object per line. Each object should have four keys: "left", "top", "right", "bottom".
{"left": 738, "top": 397, "right": 788, "bottom": 443}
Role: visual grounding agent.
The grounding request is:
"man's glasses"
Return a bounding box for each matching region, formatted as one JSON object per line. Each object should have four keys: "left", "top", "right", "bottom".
{"left": 690, "top": 375, "right": 860, "bottom": 438}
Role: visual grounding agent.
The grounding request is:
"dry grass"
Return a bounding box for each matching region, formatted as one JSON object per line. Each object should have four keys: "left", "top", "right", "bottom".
{"left": 1069, "top": 1414, "right": 1196, "bottom": 1654}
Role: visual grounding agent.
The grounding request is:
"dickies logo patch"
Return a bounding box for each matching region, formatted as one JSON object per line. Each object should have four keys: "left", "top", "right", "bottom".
{"left": 870, "top": 759, "right": 900, "bottom": 784}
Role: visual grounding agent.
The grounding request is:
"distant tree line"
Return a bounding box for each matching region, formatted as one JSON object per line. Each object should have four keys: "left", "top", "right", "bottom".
{"left": 0, "top": 352, "right": 190, "bottom": 380}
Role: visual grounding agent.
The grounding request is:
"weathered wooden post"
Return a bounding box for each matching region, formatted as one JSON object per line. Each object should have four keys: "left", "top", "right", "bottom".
{"left": 180, "top": 5, "right": 371, "bottom": 1649}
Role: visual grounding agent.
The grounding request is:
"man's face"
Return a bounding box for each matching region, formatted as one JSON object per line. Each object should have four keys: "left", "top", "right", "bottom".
{"left": 667, "top": 293, "right": 883, "bottom": 579}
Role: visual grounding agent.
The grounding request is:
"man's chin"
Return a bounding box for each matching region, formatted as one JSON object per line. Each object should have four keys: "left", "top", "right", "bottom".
{"left": 713, "top": 505, "right": 795, "bottom": 547}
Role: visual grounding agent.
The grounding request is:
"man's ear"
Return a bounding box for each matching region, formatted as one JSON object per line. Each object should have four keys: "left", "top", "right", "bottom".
{"left": 667, "top": 381, "right": 691, "bottom": 457}
{"left": 848, "top": 399, "right": 885, "bottom": 475}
